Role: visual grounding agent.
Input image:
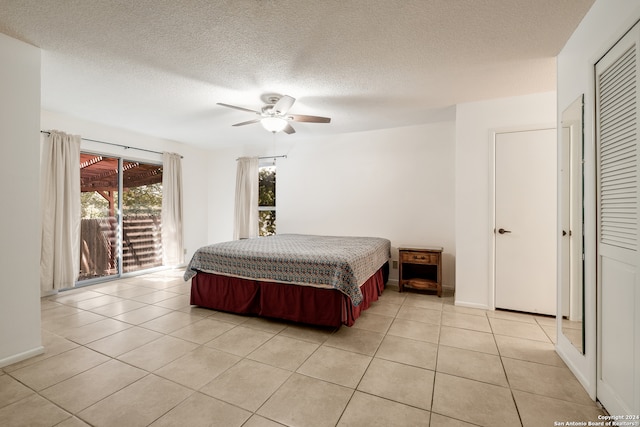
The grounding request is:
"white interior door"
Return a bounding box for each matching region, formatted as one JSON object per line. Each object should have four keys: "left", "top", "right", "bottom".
{"left": 595, "top": 23, "right": 640, "bottom": 417}
{"left": 495, "top": 128, "right": 557, "bottom": 315}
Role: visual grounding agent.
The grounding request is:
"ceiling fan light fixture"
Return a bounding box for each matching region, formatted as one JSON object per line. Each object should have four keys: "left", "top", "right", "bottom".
{"left": 218, "top": 95, "right": 330, "bottom": 135}
{"left": 260, "top": 117, "right": 288, "bottom": 133}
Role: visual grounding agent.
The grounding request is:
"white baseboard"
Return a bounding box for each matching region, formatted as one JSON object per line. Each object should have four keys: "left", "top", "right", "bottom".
{"left": 0, "top": 346, "right": 44, "bottom": 369}
{"left": 454, "top": 300, "right": 491, "bottom": 310}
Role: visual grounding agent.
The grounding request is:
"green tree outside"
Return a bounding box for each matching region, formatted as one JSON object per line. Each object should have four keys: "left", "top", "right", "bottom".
{"left": 122, "top": 183, "right": 162, "bottom": 215}
{"left": 81, "top": 183, "right": 162, "bottom": 218}
{"left": 81, "top": 191, "right": 109, "bottom": 218}
{"left": 259, "top": 166, "right": 276, "bottom": 236}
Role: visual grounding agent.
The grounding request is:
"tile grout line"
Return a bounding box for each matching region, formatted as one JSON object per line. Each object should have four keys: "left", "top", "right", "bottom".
{"left": 3, "top": 274, "right": 600, "bottom": 426}
{"left": 489, "top": 312, "right": 526, "bottom": 427}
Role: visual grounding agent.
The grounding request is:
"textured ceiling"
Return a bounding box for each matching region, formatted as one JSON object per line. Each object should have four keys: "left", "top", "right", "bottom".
{"left": 0, "top": 0, "right": 594, "bottom": 150}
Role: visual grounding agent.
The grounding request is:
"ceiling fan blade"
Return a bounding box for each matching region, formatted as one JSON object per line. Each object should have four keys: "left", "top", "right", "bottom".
{"left": 217, "top": 103, "right": 261, "bottom": 114}
{"left": 232, "top": 119, "right": 261, "bottom": 127}
{"left": 273, "top": 95, "right": 296, "bottom": 115}
{"left": 288, "top": 114, "right": 331, "bottom": 123}
{"left": 283, "top": 123, "right": 296, "bottom": 134}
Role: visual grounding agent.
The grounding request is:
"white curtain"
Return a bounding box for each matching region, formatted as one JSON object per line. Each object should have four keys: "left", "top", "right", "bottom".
{"left": 40, "top": 130, "right": 81, "bottom": 294}
{"left": 234, "top": 157, "right": 259, "bottom": 240}
{"left": 161, "top": 152, "right": 184, "bottom": 266}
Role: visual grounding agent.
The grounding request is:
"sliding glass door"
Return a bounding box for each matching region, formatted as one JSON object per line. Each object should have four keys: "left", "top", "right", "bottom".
{"left": 121, "top": 160, "right": 163, "bottom": 273}
{"left": 79, "top": 154, "right": 119, "bottom": 281}
{"left": 79, "top": 153, "right": 163, "bottom": 282}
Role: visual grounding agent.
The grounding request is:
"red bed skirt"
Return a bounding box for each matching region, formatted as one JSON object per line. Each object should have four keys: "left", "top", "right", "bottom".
{"left": 190, "top": 263, "right": 388, "bottom": 327}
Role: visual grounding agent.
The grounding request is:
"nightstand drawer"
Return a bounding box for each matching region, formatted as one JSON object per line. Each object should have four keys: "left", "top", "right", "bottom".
{"left": 400, "top": 251, "right": 438, "bottom": 265}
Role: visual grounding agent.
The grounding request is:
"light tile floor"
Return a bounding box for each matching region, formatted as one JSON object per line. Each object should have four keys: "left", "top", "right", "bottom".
{"left": 1, "top": 270, "right": 605, "bottom": 426}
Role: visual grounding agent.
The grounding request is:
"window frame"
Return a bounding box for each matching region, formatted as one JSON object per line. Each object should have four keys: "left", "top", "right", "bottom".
{"left": 258, "top": 161, "right": 276, "bottom": 236}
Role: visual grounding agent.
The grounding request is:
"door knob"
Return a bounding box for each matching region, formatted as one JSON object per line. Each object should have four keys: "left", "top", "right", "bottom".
{"left": 498, "top": 228, "right": 512, "bottom": 234}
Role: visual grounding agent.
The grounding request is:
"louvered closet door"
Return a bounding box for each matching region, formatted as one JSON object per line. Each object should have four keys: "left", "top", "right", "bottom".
{"left": 595, "top": 22, "right": 640, "bottom": 416}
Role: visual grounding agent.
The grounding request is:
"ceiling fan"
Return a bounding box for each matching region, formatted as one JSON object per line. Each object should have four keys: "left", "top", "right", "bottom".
{"left": 217, "top": 95, "right": 331, "bottom": 134}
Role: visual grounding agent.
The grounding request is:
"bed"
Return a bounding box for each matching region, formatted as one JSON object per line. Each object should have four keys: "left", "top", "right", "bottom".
{"left": 184, "top": 234, "right": 391, "bottom": 327}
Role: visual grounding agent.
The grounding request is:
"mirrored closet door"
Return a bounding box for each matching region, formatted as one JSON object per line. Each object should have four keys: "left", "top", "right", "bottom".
{"left": 560, "top": 94, "right": 585, "bottom": 354}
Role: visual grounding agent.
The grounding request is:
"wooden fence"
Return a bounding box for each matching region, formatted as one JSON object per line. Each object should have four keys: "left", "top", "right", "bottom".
{"left": 79, "top": 214, "right": 163, "bottom": 280}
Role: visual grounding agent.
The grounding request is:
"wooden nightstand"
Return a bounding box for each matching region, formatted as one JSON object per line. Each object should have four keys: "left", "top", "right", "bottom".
{"left": 398, "top": 246, "right": 443, "bottom": 297}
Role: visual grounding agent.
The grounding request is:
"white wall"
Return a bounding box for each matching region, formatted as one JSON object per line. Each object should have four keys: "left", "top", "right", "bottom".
{"left": 454, "top": 92, "right": 557, "bottom": 309}
{"left": 556, "top": 0, "right": 640, "bottom": 400}
{"left": 0, "top": 34, "right": 43, "bottom": 367}
{"left": 40, "top": 110, "right": 212, "bottom": 262}
{"left": 276, "top": 122, "right": 456, "bottom": 286}
{"left": 207, "top": 146, "right": 241, "bottom": 244}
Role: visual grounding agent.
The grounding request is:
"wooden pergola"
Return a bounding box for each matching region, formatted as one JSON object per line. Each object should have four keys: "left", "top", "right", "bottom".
{"left": 80, "top": 153, "right": 163, "bottom": 216}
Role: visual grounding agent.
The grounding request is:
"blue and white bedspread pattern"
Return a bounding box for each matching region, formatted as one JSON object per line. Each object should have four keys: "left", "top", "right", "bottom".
{"left": 184, "top": 234, "right": 391, "bottom": 306}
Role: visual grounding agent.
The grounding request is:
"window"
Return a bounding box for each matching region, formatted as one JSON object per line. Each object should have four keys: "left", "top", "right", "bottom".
{"left": 259, "top": 164, "right": 276, "bottom": 236}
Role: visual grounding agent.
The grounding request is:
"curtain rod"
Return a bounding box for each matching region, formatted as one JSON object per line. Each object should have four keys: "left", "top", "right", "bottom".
{"left": 236, "top": 155, "right": 288, "bottom": 161}
{"left": 40, "top": 130, "right": 183, "bottom": 158}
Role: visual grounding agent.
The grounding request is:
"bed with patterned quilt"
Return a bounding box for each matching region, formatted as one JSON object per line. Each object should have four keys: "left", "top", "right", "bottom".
{"left": 184, "top": 234, "right": 391, "bottom": 327}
